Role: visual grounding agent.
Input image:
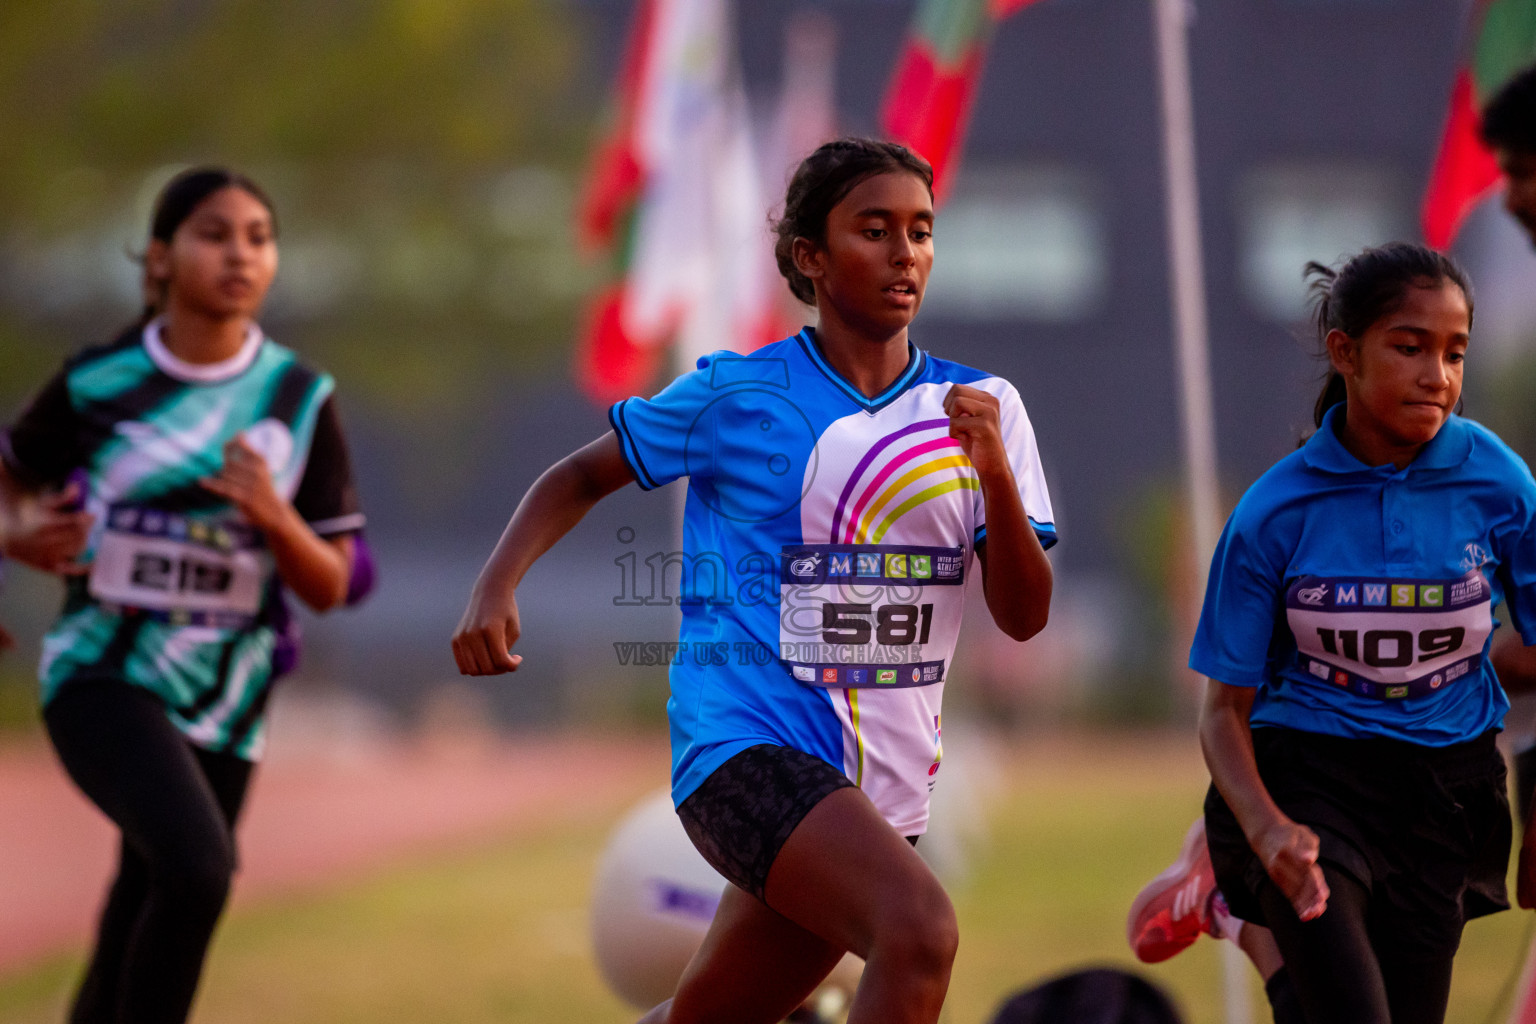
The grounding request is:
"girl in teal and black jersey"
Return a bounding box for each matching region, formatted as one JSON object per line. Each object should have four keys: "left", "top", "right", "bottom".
{"left": 0, "top": 168, "right": 367, "bottom": 1024}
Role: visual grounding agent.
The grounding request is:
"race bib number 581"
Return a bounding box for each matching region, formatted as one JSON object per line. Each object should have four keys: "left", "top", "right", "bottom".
{"left": 779, "top": 544, "right": 965, "bottom": 688}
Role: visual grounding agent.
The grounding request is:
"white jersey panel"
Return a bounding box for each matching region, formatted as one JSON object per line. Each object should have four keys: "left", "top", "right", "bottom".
{"left": 795, "top": 380, "right": 1012, "bottom": 833}
{"left": 967, "top": 376, "right": 1056, "bottom": 543}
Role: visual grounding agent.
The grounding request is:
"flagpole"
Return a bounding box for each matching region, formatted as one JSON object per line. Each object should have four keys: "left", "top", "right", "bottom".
{"left": 1149, "top": 1, "right": 1249, "bottom": 1022}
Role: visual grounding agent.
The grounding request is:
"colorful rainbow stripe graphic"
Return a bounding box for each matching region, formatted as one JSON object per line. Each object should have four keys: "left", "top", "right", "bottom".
{"left": 829, "top": 419, "right": 978, "bottom": 544}
{"left": 845, "top": 689, "right": 864, "bottom": 786}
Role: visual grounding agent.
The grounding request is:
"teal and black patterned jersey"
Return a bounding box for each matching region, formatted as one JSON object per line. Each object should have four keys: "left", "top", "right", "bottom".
{"left": 2, "top": 321, "right": 364, "bottom": 760}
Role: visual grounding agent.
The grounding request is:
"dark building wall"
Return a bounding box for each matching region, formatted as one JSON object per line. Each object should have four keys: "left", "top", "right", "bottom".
{"left": 628, "top": 0, "right": 1466, "bottom": 573}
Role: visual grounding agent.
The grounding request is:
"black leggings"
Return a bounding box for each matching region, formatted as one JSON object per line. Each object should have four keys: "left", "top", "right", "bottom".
{"left": 45, "top": 681, "right": 253, "bottom": 1024}
{"left": 1256, "top": 864, "right": 1456, "bottom": 1024}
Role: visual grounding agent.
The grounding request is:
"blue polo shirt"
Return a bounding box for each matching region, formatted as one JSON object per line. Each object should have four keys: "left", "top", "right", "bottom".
{"left": 1190, "top": 405, "right": 1536, "bottom": 746}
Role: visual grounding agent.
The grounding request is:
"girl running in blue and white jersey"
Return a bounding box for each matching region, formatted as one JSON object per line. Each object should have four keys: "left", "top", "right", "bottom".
{"left": 1198, "top": 242, "right": 1536, "bottom": 1024}
{"left": 0, "top": 167, "right": 367, "bottom": 1024}
{"left": 454, "top": 138, "right": 1056, "bottom": 1024}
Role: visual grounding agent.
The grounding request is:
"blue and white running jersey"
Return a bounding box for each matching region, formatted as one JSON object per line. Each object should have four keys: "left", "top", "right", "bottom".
{"left": 1190, "top": 404, "right": 1536, "bottom": 746}
{"left": 610, "top": 329, "right": 1055, "bottom": 834}
{"left": 2, "top": 321, "right": 364, "bottom": 761}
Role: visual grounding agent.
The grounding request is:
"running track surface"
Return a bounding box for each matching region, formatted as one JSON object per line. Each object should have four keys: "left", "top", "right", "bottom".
{"left": 0, "top": 717, "right": 668, "bottom": 974}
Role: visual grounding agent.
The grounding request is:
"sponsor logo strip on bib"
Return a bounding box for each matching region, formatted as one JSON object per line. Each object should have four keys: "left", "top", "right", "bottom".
{"left": 1285, "top": 571, "right": 1492, "bottom": 700}
{"left": 787, "top": 660, "right": 947, "bottom": 689}
{"left": 779, "top": 544, "right": 965, "bottom": 586}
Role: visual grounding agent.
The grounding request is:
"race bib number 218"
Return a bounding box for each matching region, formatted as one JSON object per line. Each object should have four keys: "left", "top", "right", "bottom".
{"left": 88, "top": 506, "right": 265, "bottom": 625}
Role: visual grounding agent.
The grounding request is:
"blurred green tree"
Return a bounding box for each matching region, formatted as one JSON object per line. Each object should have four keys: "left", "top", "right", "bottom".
{"left": 0, "top": 0, "right": 598, "bottom": 432}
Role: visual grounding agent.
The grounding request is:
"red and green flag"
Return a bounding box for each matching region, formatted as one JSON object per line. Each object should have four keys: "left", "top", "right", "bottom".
{"left": 572, "top": 0, "right": 776, "bottom": 407}
{"left": 880, "top": 0, "right": 1048, "bottom": 200}
{"left": 573, "top": 0, "right": 663, "bottom": 406}
{"left": 1422, "top": 0, "right": 1536, "bottom": 249}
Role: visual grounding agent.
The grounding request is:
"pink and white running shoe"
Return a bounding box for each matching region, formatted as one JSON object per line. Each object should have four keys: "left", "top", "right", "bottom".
{"left": 1126, "top": 817, "right": 1230, "bottom": 963}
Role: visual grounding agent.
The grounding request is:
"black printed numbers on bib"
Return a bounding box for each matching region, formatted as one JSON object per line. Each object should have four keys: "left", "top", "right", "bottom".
{"left": 821, "top": 603, "right": 935, "bottom": 646}
{"left": 1285, "top": 572, "right": 1491, "bottom": 700}
{"left": 88, "top": 506, "right": 266, "bottom": 627}
{"left": 1313, "top": 626, "right": 1465, "bottom": 667}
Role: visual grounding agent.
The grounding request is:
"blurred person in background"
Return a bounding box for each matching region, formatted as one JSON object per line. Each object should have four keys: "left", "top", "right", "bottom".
{"left": 0, "top": 166, "right": 367, "bottom": 1024}
{"left": 1482, "top": 62, "right": 1536, "bottom": 251}
{"left": 454, "top": 137, "right": 1056, "bottom": 1024}
{"left": 1478, "top": 62, "right": 1536, "bottom": 821}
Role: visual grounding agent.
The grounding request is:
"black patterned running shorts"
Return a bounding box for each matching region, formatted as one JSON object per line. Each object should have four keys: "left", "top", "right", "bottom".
{"left": 676, "top": 744, "right": 854, "bottom": 901}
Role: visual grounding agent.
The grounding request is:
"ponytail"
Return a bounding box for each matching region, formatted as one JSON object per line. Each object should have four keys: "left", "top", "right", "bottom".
{"left": 1312, "top": 370, "right": 1348, "bottom": 428}
{"left": 1304, "top": 243, "right": 1473, "bottom": 429}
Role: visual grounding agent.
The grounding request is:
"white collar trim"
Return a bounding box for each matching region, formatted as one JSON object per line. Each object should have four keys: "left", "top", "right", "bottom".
{"left": 143, "top": 319, "right": 264, "bottom": 383}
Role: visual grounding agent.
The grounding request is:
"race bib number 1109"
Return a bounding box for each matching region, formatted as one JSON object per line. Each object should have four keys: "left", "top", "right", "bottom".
{"left": 1285, "top": 570, "right": 1492, "bottom": 700}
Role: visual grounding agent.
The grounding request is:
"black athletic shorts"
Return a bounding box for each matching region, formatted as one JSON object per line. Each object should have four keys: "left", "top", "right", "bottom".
{"left": 676, "top": 744, "right": 856, "bottom": 902}
{"left": 1205, "top": 727, "right": 1510, "bottom": 956}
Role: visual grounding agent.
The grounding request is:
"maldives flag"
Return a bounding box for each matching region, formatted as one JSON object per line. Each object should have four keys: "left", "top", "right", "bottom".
{"left": 880, "top": 0, "right": 1048, "bottom": 200}
{"left": 574, "top": 0, "right": 662, "bottom": 405}
{"left": 573, "top": 0, "right": 774, "bottom": 405}
{"left": 1421, "top": 0, "right": 1536, "bottom": 249}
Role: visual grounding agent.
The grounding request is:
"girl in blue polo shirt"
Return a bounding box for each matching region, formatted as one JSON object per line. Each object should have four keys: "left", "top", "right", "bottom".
{"left": 1198, "top": 242, "right": 1536, "bottom": 1024}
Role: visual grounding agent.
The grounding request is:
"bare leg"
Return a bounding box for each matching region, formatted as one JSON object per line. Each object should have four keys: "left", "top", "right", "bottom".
{"left": 637, "top": 884, "right": 845, "bottom": 1024}
{"left": 644, "top": 786, "right": 957, "bottom": 1024}
{"left": 1236, "top": 921, "right": 1285, "bottom": 981}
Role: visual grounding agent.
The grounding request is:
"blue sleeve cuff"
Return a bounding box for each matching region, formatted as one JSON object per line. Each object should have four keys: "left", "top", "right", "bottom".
{"left": 1188, "top": 654, "right": 1265, "bottom": 687}
{"left": 608, "top": 400, "right": 658, "bottom": 491}
{"left": 973, "top": 519, "right": 1059, "bottom": 552}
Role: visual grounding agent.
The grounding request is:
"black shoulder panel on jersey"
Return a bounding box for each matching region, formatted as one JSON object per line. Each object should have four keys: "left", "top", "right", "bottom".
{"left": 262, "top": 359, "right": 322, "bottom": 426}
{"left": 63, "top": 324, "right": 146, "bottom": 371}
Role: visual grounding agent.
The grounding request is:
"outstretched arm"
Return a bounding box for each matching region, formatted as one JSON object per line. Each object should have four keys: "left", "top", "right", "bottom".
{"left": 945, "top": 385, "right": 1052, "bottom": 641}
{"left": 1200, "top": 679, "right": 1329, "bottom": 920}
{"left": 452, "top": 432, "right": 636, "bottom": 676}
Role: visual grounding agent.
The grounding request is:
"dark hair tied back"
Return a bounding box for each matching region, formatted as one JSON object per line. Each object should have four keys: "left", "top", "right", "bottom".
{"left": 150, "top": 166, "right": 276, "bottom": 243}
{"left": 772, "top": 138, "right": 933, "bottom": 306}
{"left": 137, "top": 166, "right": 277, "bottom": 327}
{"left": 1305, "top": 241, "right": 1473, "bottom": 428}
